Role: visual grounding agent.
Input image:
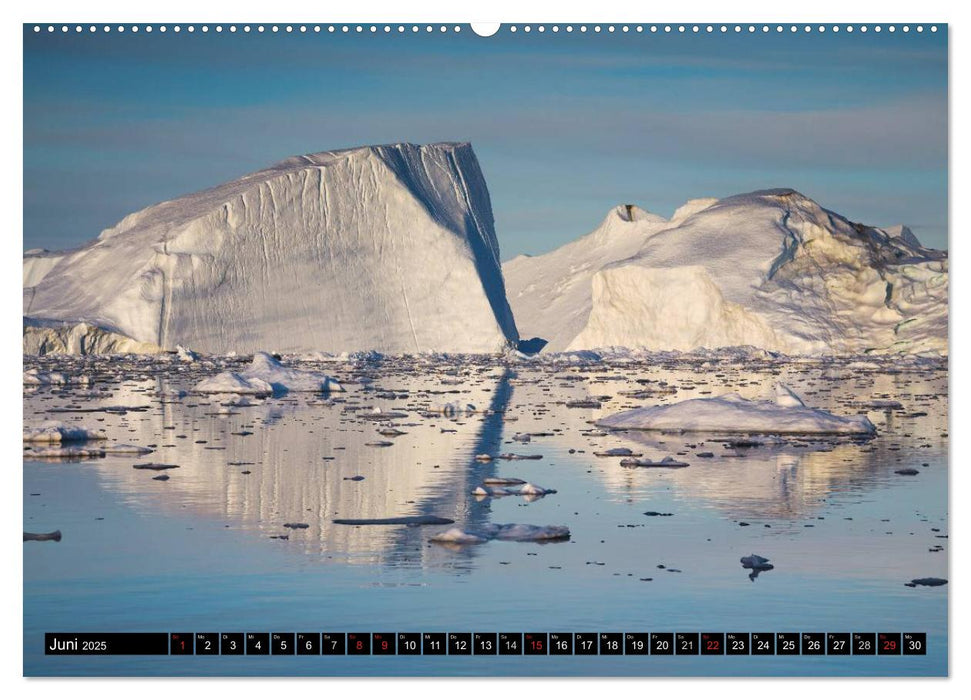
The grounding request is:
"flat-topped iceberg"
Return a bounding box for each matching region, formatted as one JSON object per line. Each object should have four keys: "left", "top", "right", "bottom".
{"left": 24, "top": 142, "right": 519, "bottom": 355}
{"left": 194, "top": 352, "right": 344, "bottom": 395}
{"left": 597, "top": 383, "right": 875, "bottom": 435}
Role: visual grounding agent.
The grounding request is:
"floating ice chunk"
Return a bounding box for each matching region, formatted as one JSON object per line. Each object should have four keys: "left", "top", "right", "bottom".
{"left": 102, "top": 444, "right": 154, "bottom": 455}
{"left": 472, "top": 485, "right": 515, "bottom": 498}
{"left": 132, "top": 463, "right": 180, "bottom": 471}
{"left": 428, "top": 528, "right": 489, "bottom": 544}
{"left": 333, "top": 515, "right": 454, "bottom": 526}
{"left": 598, "top": 390, "right": 875, "bottom": 436}
{"left": 566, "top": 399, "right": 602, "bottom": 409}
{"left": 594, "top": 447, "right": 642, "bottom": 457}
{"left": 908, "top": 577, "right": 947, "bottom": 587}
{"left": 194, "top": 352, "right": 343, "bottom": 395}
{"left": 518, "top": 482, "right": 557, "bottom": 495}
{"left": 23, "top": 369, "right": 68, "bottom": 385}
{"left": 24, "top": 445, "right": 105, "bottom": 459}
{"left": 24, "top": 531, "right": 61, "bottom": 542}
{"left": 483, "top": 477, "right": 527, "bottom": 485}
{"left": 620, "top": 456, "right": 689, "bottom": 468}
{"left": 430, "top": 523, "right": 570, "bottom": 545}
{"left": 23, "top": 421, "right": 107, "bottom": 443}
{"left": 740, "top": 554, "right": 774, "bottom": 570}
{"left": 358, "top": 411, "right": 408, "bottom": 421}
{"left": 483, "top": 523, "right": 571, "bottom": 542}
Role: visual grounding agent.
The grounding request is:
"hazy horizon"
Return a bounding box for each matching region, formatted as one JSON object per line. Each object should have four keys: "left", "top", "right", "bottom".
{"left": 24, "top": 24, "right": 948, "bottom": 256}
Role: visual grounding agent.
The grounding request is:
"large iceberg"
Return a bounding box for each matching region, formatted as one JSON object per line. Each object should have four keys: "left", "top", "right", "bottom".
{"left": 24, "top": 143, "right": 519, "bottom": 355}
{"left": 504, "top": 190, "right": 947, "bottom": 355}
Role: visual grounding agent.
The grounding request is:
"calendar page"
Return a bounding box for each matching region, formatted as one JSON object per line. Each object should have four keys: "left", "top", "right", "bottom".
{"left": 22, "top": 18, "right": 949, "bottom": 679}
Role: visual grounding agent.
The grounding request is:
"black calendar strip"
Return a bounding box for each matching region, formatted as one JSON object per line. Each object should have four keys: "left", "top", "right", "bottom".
{"left": 44, "top": 632, "right": 927, "bottom": 656}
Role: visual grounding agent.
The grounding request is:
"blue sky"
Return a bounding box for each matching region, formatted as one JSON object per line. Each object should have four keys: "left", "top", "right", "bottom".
{"left": 23, "top": 25, "right": 948, "bottom": 256}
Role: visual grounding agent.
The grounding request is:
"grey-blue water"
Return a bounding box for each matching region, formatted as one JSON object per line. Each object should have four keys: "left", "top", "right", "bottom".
{"left": 23, "top": 354, "right": 948, "bottom": 676}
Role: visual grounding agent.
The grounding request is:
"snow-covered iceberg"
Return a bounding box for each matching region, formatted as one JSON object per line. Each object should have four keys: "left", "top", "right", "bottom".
{"left": 504, "top": 190, "right": 947, "bottom": 355}
{"left": 24, "top": 142, "right": 519, "bottom": 355}
{"left": 23, "top": 421, "right": 107, "bottom": 443}
{"left": 194, "top": 352, "right": 343, "bottom": 394}
{"left": 597, "top": 384, "right": 875, "bottom": 435}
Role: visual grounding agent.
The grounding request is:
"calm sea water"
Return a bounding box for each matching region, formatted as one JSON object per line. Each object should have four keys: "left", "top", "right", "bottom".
{"left": 23, "top": 354, "right": 948, "bottom": 676}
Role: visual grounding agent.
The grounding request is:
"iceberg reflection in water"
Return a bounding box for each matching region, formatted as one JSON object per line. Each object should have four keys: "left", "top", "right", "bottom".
{"left": 23, "top": 352, "right": 947, "bottom": 676}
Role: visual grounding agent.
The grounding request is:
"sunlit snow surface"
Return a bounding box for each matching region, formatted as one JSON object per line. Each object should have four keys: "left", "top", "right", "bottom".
{"left": 504, "top": 191, "right": 947, "bottom": 355}
{"left": 24, "top": 350, "right": 947, "bottom": 676}
{"left": 24, "top": 143, "right": 519, "bottom": 355}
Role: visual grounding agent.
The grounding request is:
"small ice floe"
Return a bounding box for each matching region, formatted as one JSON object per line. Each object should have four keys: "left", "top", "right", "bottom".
{"left": 24, "top": 446, "right": 105, "bottom": 460}
{"left": 594, "top": 447, "right": 642, "bottom": 457}
{"left": 519, "top": 482, "right": 557, "bottom": 495}
{"left": 725, "top": 437, "right": 783, "bottom": 449}
{"left": 740, "top": 554, "right": 775, "bottom": 580}
{"left": 474, "top": 454, "right": 494, "bottom": 462}
{"left": 132, "top": 463, "right": 180, "bottom": 471}
{"left": 429, "top": 523, "right": 570, "bottom": 545}
{"left": 359, "top": 410, "right": 408, "bottom": 421}
{"left": 23, "top": 369, "right": 68, "bottom": 385}
{"left": 498, "top": 453, "right": 543, "bottom": 461}
{"left": 740, "top": 554, "right": 774, "bottom": 570}
{"left": 365, "top": 440, "right": 394, "bottom": 447}
{"left": 472, "top": 485, "right": 516, "bottom": 498}
{"left": 332, "top": 515, "right": 455, "bottom": 526}
{"left": 597, "top": 384, "right": 875, "bottom": 436}
{"left": 102, "top": 444, "right": 154, "bottom": 455}
{"left": 483, "top": 477, "right": 527, "bottom": 485}
{"left": 853, "top": 399, "right": 904, "bottom": 410}
{"left": 621, "top": 456, "right": 689, "bottom": 468}
{"left": 24, "top": 530, "right": 61, "bottom": 542}
{"left": 377, "top": 428, "right": 407, "bottom": 437}
{"left": 195, "top": 352, "right": 343, "bottom": 395}
{"left": 512, "top": 433, "right": 531, "bottom": 443}
{"left": 23, "top": 421, "right": 107, "bottom": 443}
{"left": 283, "top": 522, "right": 310, "bottom": 529}
{"left": 906, "top": 577, "right": 947, "bottom": 587}
{"left": 472, "top": 482, "right": 557, "bottom": 499}
{"left": 427, "top": 528, "right": 489, "bottom": 544}
{"left": 566, "top": 399, "right": 602, "bottom": 409}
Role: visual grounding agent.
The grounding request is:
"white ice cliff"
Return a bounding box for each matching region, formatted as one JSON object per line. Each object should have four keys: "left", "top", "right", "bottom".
{"left": 24, "top": 142, "right": 519, "bottom": 355}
